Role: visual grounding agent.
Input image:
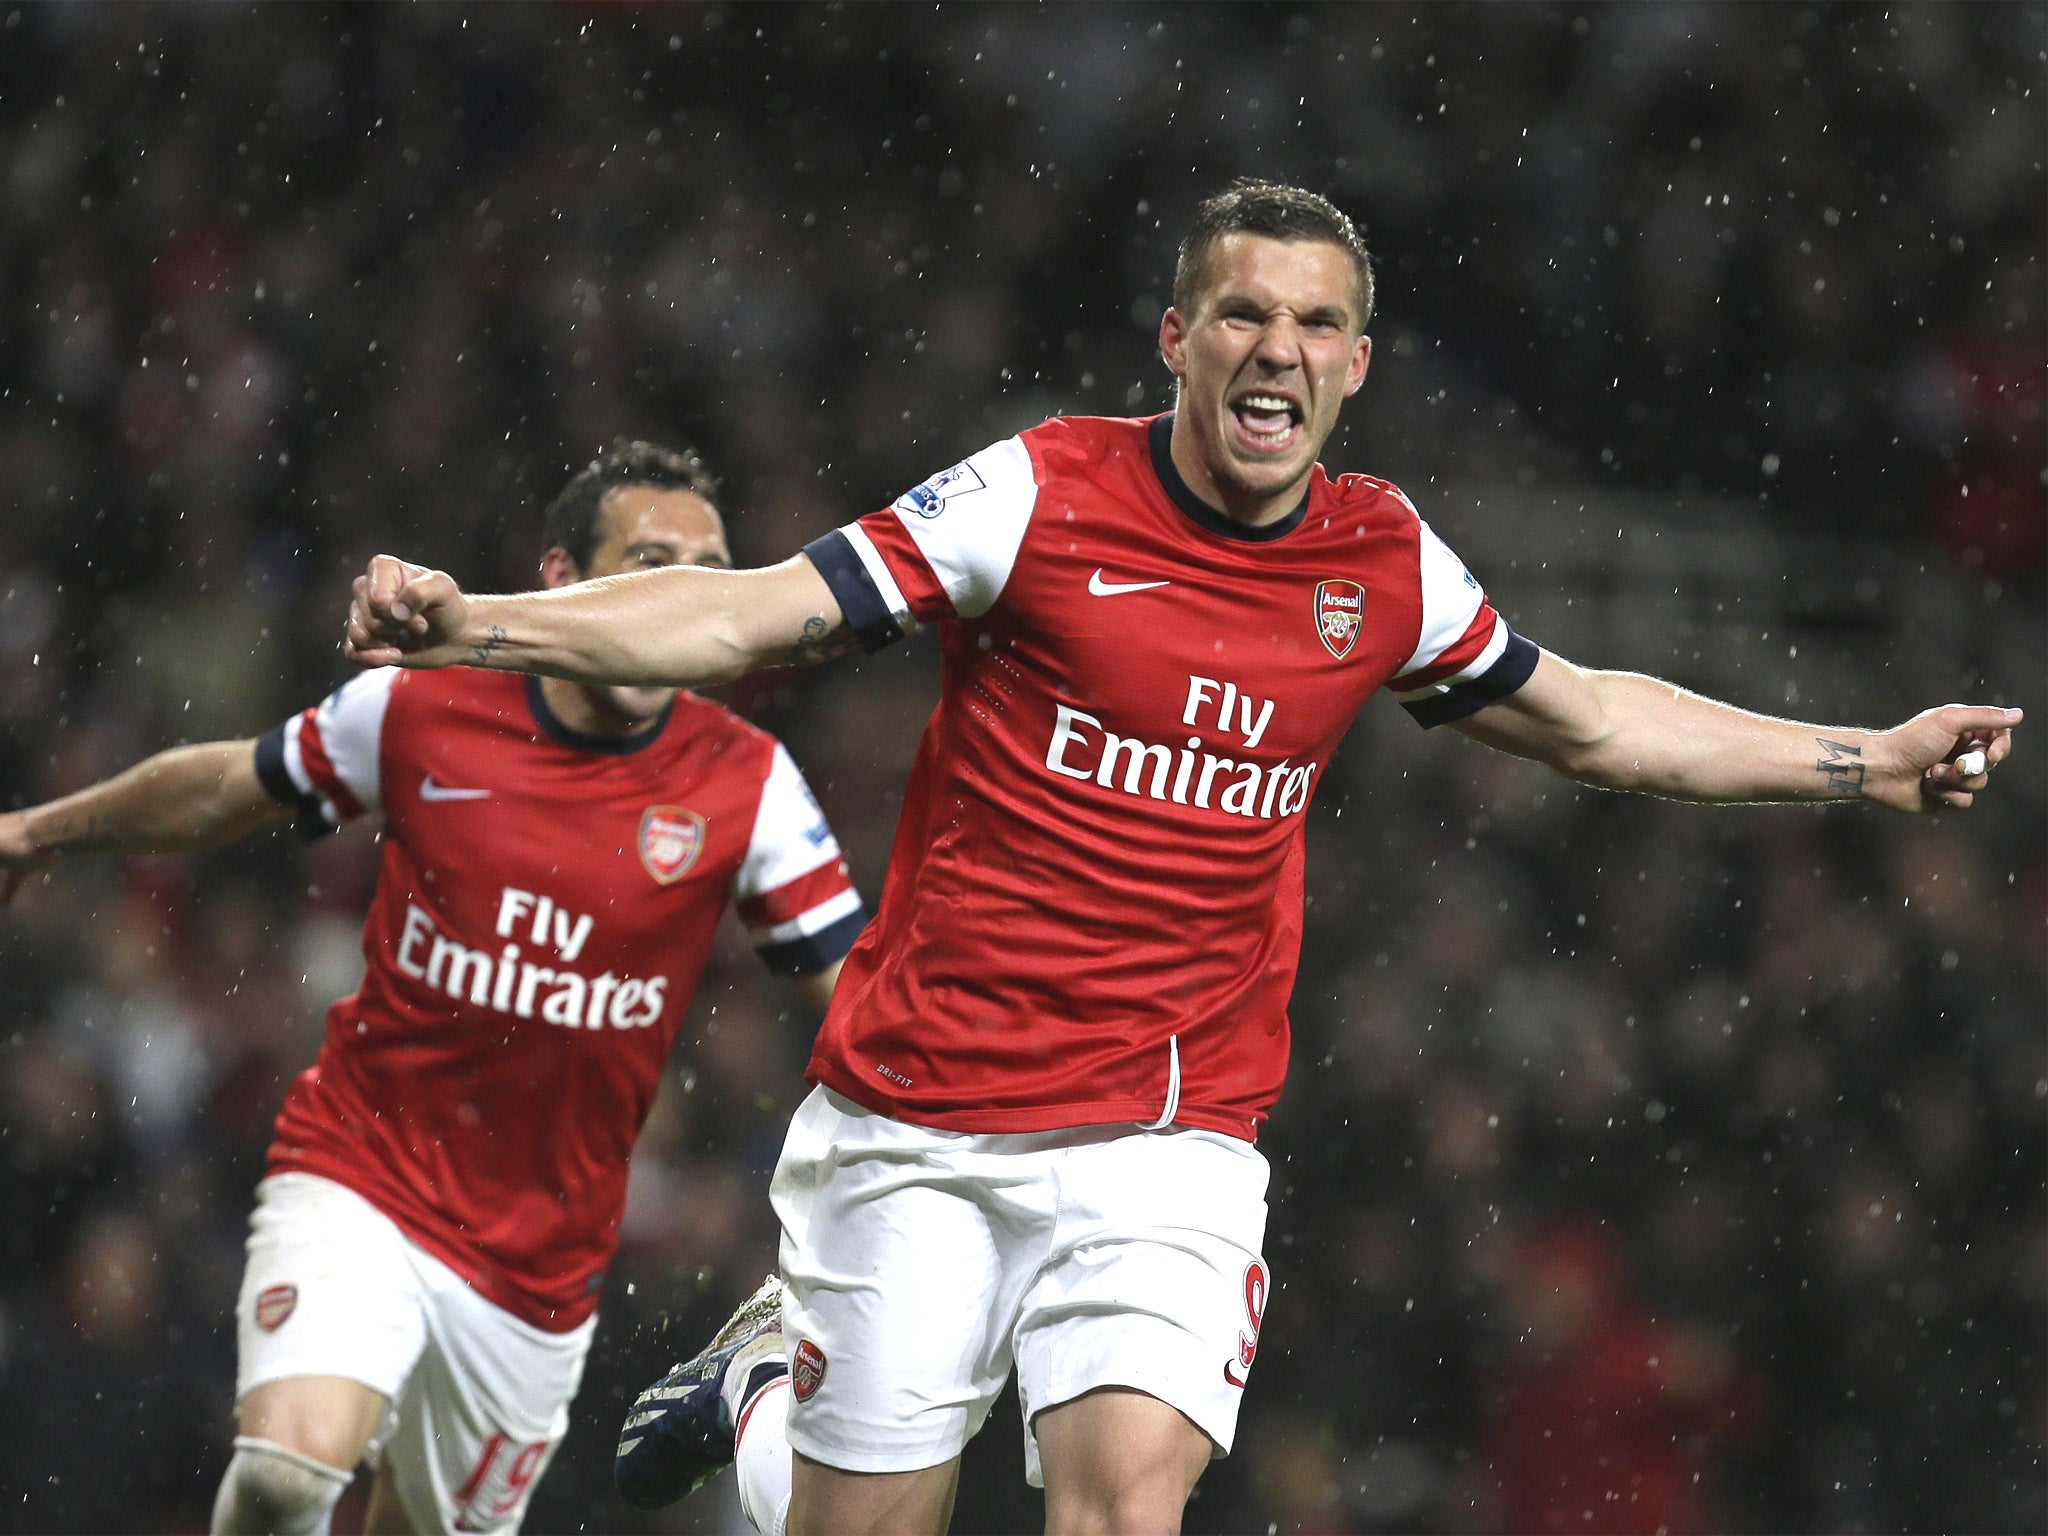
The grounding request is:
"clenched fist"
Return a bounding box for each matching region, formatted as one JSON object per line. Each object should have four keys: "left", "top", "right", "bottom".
{"left": 345, "top": 555, "right": 476, "bottom": 669}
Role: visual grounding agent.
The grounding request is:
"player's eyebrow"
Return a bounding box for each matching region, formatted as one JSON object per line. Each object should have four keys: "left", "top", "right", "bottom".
{"left": 623, "top": 539, "right": 687, "bottom": 562}
{"left": 1212, "top": 291, "right": 1354, "bottom": 329}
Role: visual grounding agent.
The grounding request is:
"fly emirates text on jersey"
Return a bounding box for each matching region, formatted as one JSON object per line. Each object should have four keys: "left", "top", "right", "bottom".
{"left": 392, "top": 886, "right": 668, "bottom": 1029}
{"left": 1044, "top": 673, "right": 1317, "bottom": 821}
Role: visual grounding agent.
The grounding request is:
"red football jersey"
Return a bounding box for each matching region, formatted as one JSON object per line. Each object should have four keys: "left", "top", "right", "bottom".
{"left": 802, "top": 413, "right": 1533, "bottom": 1141}
{"left": 253, "top": 668, "right": 861, "bottom": 1329}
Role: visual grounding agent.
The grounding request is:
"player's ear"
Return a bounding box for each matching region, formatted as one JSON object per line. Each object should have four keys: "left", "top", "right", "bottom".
{"left": 1344, "top": 333, "right": 1372, "bottom": 398}
{"left": 1159, "top": 307, "right": 1191, "bottom": 381}
{"left": 539, "top": 547, "right": 582, "bottom": 590}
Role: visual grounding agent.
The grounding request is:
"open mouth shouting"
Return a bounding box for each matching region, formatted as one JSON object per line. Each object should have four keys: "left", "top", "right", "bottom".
{"left": 1228, "top": 388, "right": 1305, "bottom": 457}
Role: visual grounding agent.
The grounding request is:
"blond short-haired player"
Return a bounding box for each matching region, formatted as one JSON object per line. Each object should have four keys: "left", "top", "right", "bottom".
{"left": 345, "top": 185, "right": 2018, "bottom": 1536}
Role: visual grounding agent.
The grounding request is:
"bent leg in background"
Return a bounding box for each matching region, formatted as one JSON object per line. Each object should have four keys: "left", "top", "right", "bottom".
{"left": 212, "top": 1373, "right": 388, "bottom": 1536}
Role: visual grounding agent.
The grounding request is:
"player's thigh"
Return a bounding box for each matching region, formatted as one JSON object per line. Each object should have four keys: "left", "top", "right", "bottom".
{"left": 788, "top": 1450, "right": 961, "bottom": 1536}
{"left": 1012, "top": 1127, "right": 1271, "bottom": 1489}
{"left": 1036, "top": 1387, "right": 1213, "bottom": 1536}
{"left": 772, "top": 1087, "right": 1045, "bottom": 1474}
{"left": 237, "top": 1374, "right": 390, "bottom": 1474}
{"left": 234, "top": 1172, "right": 430, "bottom": 1467}
{"left": 375, "top": 1248, "right": 595, "bottom": 1536}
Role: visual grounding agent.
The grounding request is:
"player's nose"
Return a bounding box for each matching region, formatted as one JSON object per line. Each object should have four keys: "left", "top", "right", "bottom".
{"left": 1252, "top": 317, "right": 1305, "bottom": 368}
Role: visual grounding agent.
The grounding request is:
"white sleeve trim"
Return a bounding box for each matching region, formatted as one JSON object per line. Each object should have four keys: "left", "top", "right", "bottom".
{"left": 842, "top": 523, "right": 919, "bottom": 635}
{"left": 733, "top": 743, "right": 845, "bottom": 903}
{"left": 1394, "top": 518, "right": 1488, "bottom": 681}
{"left": 306, "top": 668, "right": 397, "bottom": 813}
{"left": 884, "top": 435, "right": 1038, "bottom": 619}
{"left": 748, "top": 886, "right": 864, "bottom": 947}
{"left": 1393, "top": 613, "right": 1508, "bottom": 701}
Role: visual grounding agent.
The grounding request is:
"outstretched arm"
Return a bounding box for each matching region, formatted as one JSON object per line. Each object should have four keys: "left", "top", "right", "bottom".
{"left": 344, "top": 553, "right": 857, "bottom": 688}
{"left": 1453, "top": 649, "right": 2020, "bottom": 813}
{"left": 0, "top": 740, "right": 289, "bottom": 902}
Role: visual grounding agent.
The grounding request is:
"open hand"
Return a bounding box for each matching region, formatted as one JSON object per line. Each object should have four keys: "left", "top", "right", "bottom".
{"left": 1870, "top": 704, "right": 2021, "bottom": 812}
{"left": 345, "top": 555, "right": 473, "bottom": 669}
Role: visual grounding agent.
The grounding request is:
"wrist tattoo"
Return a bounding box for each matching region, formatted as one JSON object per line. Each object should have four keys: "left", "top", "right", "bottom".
{"left": 43, "top": 811, "right": 109, "bottom": 855}
{"left": 793, "top": 615, "right": 858, "bottom": 665}
{"left": 469, "top": 624, "right": 509, "bottom": 668}
{"left": 1815, "top": 737, "right": 1866, "bottom": 797}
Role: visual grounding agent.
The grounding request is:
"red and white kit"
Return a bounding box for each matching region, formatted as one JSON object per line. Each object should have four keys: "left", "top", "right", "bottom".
{"left": 779, "top": 412, "right": 1535, "bottom": 1477}
{"left": 244, "top": 668, "right": 860, "bottom": 1530}
{"left": 256, "top": 667, "right": 860, "bottom": 1328}
{"left": 804, "top": 412, "right": 1533, "bottom": 1141}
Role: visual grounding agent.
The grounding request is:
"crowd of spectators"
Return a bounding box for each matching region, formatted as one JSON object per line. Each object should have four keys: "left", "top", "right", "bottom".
{"left": 0, "top": 5, "right": 2038, "bottom": 1532}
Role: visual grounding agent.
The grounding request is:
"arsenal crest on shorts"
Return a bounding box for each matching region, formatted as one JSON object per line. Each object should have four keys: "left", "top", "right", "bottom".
{"left": 638, "top": 806, "right": 705, "bottom": 885}
{"left": 791, "top": 1338, "right": 827, "bottom": 1402}
{"left": 255, "top": 1283, "right": 298, "bottom": 1332}
{"left": 1314, "top": 579, "right": 1365, "bottom": 659}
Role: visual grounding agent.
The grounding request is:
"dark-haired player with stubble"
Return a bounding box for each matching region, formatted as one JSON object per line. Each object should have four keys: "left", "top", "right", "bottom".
{"left": 343, "top": 183, "right": 2019, "bottom": 1536}
{"left": 0, "top": 443, "right": 865, "bottom": 1536}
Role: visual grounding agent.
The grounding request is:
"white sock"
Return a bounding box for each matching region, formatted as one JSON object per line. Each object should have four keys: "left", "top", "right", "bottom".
{"left": 211, "top": 1436, "right": 352, "bottom": 1536}
{"left": 733, "top": 1377, "right": 792, "bottom": 1536}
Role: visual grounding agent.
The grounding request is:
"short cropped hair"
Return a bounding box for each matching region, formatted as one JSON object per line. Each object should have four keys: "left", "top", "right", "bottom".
{"left": 1172, "top": 180, "right": 1375, "bottom": 329}
{"left": 543, "top": 439, "right": 720, "bottom": 572}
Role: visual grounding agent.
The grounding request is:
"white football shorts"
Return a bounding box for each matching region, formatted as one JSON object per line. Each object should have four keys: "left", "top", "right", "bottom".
{"left": 771, "top": 1086, "right": 1272, "bottom": 1485}
{"left": 234, "top": 1172, "right": 596, "bottom": 1536}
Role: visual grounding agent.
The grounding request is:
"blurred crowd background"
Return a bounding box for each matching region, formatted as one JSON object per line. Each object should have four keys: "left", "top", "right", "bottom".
{"left": 0, "top": 4, "right": 2040, "bottom": 1533}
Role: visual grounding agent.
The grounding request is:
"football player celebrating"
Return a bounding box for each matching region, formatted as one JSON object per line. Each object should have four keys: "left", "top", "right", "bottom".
{"left": 343, "top": 184, "right": 2018, "bottom": 1536}
{"left": 0, "top": 442, "right": 865, "bottom": 1536}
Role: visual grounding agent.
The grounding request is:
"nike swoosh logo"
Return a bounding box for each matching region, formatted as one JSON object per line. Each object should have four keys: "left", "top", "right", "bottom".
{"left": 420, "top": 774, "right": 492, "bottom": 802}
{"left": 1088, "top": 569, "right": 1171, "bottom": 597}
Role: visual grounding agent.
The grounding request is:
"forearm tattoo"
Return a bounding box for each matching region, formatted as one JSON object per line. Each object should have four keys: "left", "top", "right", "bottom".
{"left": 1815, "top": 737, "right": 1866, "bottom": 797}
{"left": 469, "top": 624, "right": 509, "bottom": 668}
{"left": 792, "top": 614, "right": 859, "bottom": 665}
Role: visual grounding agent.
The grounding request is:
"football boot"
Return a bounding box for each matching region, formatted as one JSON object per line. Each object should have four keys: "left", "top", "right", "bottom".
{"left": 615, "top": 1272, "right": 790, "bottom": 1510}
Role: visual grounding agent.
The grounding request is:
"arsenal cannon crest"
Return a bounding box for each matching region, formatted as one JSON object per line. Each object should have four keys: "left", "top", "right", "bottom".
{"left": 1314, "top": 579, "right": 1365, "bottom": 660}
{"left": 638, "top": 805, "right": 706, "bottom": 884}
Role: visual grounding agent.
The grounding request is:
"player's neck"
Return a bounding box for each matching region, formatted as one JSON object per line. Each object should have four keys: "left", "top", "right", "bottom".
{"left": 1165, "top": 414, "right": 1311, "bottom": 530}
{"left": 538, "top": 676, "right": 666, "bottom": 740}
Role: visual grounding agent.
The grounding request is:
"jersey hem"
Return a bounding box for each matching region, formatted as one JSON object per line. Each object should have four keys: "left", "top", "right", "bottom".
{"left": 264, "top": 1152, "right": 601, "bottom": 1334}
{"left": 808, "top": 1063, "right": 1261, "bottom": 1143}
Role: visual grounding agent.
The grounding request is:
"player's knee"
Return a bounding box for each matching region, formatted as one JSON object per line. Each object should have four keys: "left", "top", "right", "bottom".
{"left": 1044, "top": 1452, "right": 1196, "bottom": 1536}
{"left": 1046, "top": 1480, "right": 1188, "bottom": 1536}
{"left": 211, "top": 1436, "right": 353, "bottom": 1536}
